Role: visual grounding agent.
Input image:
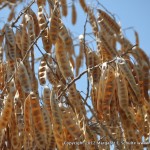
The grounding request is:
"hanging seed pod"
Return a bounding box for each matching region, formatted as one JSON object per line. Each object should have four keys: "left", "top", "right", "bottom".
{"left": 55, "top": 37, "right": 74, "bottom": 81}
{"left": 0, "top": 93, "right": 13, "bottom": 130}
{"left": 79, "top": 0, "right": 88, "bottom": 12}
{"left": 49, "top": 1, "right": 60, "bottom": 44}
{"left": 38, "top": 56, "right": 47, "bottom": 85}
{"left": 30, "top": 91, "right": 45, "bottom": 134}
{"left": 17, "top": 61, "right": 31, "bottom": 93}
{"left": 60, "top": 0, "right": 68, "bottom": 16}
{"left": 71, "top": 2, "right": 77, "bottom": 25}
{"left": 50, "top": 89, "right": 64, "bottom": 150}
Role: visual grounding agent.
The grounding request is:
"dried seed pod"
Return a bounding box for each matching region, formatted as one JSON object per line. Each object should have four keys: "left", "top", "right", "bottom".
{"left": 43, "top": 86, "right": 52, "bottom": 120}
{"left": 4, "top": 24, "right": 15, "bottom": 46}
{"left": 0, "top": 63, "right": 5, "bottom": 90}
{"left": 7, "top": 7, "right": 15, "bottom": 22}
{"left": 71, "top": 2, "right": 77, "bottom": 25}
{"left": 116, "top": 57, "right": 141, "bottom": 100}
{"left": 50, "top": 89, "right": 64, "bottom": 150}
{"left": 30, "top": 91, "right": 45, "bottom": 134}
{"left": 20, "top": 24, "right": 29, "bottom": 59}
{"left": 4, "top": 24, "right": 16, "bottom": 60}
{"left": 17, "top": 61, "right": 31, "bottom": 93}
{"left": 15, "top": 29, "right": 22, "bottom": 50}
{"left": 59, "top": 23, "right": 73, "bottom": 52}
{"left": 55, "top": 37, "right": 74, "bottom": 80}
{"left": 33, "top": 127, "right": 46, "bottom": 149}
{"left": 42, "top": 108, "right": 52, "bottom": 146}
{"left": 38, "top": 56, "right": 47, "bottom": 85}
{"left": 61, "top": 108, "right": 82, "bottom": 139}
{"left": 38, "top": 6, "right": 52, "bottom": 52}
{"left": 79, "top": 0, "right": 87, "bottom": 12}
{"left": 98, "top": 9, "right": 121, "bottom": 34}
{"left": 24, "top": 94, "right": 32, "bottom": 135}
{"left": 10, "top": 108, "right": 20, "bottom": 150}
{"left": 88, "top": 7, "right": 98, "bottom": 37}
{"left": 60, "top": 0, "right": 68, "bottom": 16}
{"left": 102, "top": 66, "right": 115, "bottom": 123}
{"left": 0, "top": 93, "right": 13, "bottom": 130}
{"left": 49, "top": 1, "right": 60, "bottom": 44}
{"left": 28, "top": 8, "right": 40, "bottom": 37}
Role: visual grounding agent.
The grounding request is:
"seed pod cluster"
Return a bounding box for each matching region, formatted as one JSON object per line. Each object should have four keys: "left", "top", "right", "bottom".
{"left": 0, "top": 1, "right": 149, "bottom": 150}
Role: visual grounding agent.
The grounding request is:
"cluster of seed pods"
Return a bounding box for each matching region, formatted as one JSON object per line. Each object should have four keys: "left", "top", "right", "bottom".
{"left": 0, "top": 0, "right": 149, "bottom": 150}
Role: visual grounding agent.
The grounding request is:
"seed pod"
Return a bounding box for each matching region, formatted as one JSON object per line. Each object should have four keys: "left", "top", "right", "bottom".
{"left": 20, "top": 24, "right": 29, "bottom": 59}
{"left": 116, "top": 57, "right": 141, "bottom": 100}
{"left": 0, "top": 63, "right": 5, "bottom": 90}
{"left": 49, "top": 1, "right": 60, "bottom": 44}
{"left": 38, "top": 56, "right": 47, "bottom": 85}
{"left": 33, "top": 127, "right": 46, "bottom": 149}
{"left": 4, "top": 24, "right": 15, "bottom": 46}
{"left": 79, "top": 0, "right": 87, "bottom": 12}
{"left": 88, "top": 7, "right": 98, "bottom": 37}
{"left": 60, "top": 0, "right": 68, "bottom": 16}
{"left": 102, "top": 66, "right": 115, "bottom": 123}
{"left": 38, "top": 6, "right": 52, "bottom": 52}
{"left": 98, "top": 9, "right": 121, "bottom": 34}
{"left": 30, "top": 91, "right": 45, "bottom": 134}
{"left": 5, "top": 24, "right": 16, "bottom": 60}
{"left": 50, "top": 89, "right": 64, "bottom": 150}
{"left": 24, "top": 94, "right": 32, "bottom": 135}
{"left": 43, "top": 86, "right": 52, "bottom": 120}
{"left": 61, "top": 108, "right": 82, "bottom": 139}
{"left": 10, "top": 108, "right": 20, "bottom": 150}
{"left": 42, "top": 108, "right": 52, "bottom": 146}
{"left": 71, "top": 3, "right": 77, "bottom": 25}
{"left": 55, "top": 37, "right": 74, "bottom": 80}
{"left": 28, "top": 8, "right": 40, "bottom": 37}
{"left": 116, "top": 72, "right": 129, "bottom": 110}
{"left": 0, "top": 93, "right": 13, "bottom": 130}
{"left": 15, "top": 29, "right": 22, "bottom": 50}
{"left": 17, "top": 61, "right": 31, "bottom": 93}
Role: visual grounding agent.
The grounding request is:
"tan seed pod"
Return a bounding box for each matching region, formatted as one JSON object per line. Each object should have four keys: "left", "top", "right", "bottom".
{"left": 4, "top": 24, "right": 15, "bottom": 46}
{"left": 0, "top": 93, "right": 13, "bottom": 130}
{"left": 38, "top": 56, "right": 47, "bottom": 85}
{"left": 55, "top": 37, "right": 74, "bottom": 80}
{"left": 50, "top": 89, "right": 64, "bottom": 150}
{"left": 59, "top": 23, "right": 73, "bottom": 52}
{"left": 43, "top": 86, "right": 52, "bottom": 120}
{"left": 41, "top": 108, "right": 52, "bottom": 146}
{"left": 30, "top": 91, "right": 45, "bottom": 134}
{"left": 49, "top": 1, "right": 60, "bottom": 44}
{"left": 20, "top": 24, "right": 29, "bottom": 59}
{"left": 116, "top": 57, "right": 141, "bottom": 100}
{"left": 71, "top": 3, "right": 77, "bottom": 25}
{"left": 60, "top": 0, "right": 68, "bottom": 17}
{"left": 61, "top": 108, "right": 83, "bottom": 139}
{"left": 17, "top": 61, "right": 31, "bottom": 93}
{"left": 28, "top": 8, "right": 40, "bottom": 37}
{"left": 98, "top": 9, "right": 121, "bottom": 34}
{"left": 24, "top": 94, "right": 32, "bottom": 135}
{"left": 79, "top": 0, "right": 88, "bottom": 12}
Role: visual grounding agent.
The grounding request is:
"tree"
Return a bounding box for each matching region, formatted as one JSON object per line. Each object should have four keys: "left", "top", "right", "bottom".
{"left": 0, "top": 0, "right": 149, "bottom": 149}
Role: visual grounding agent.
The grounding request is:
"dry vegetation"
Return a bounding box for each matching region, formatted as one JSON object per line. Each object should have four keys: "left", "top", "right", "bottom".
{"left": 0, "top": 0, "right": 149, "bottom": 149}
